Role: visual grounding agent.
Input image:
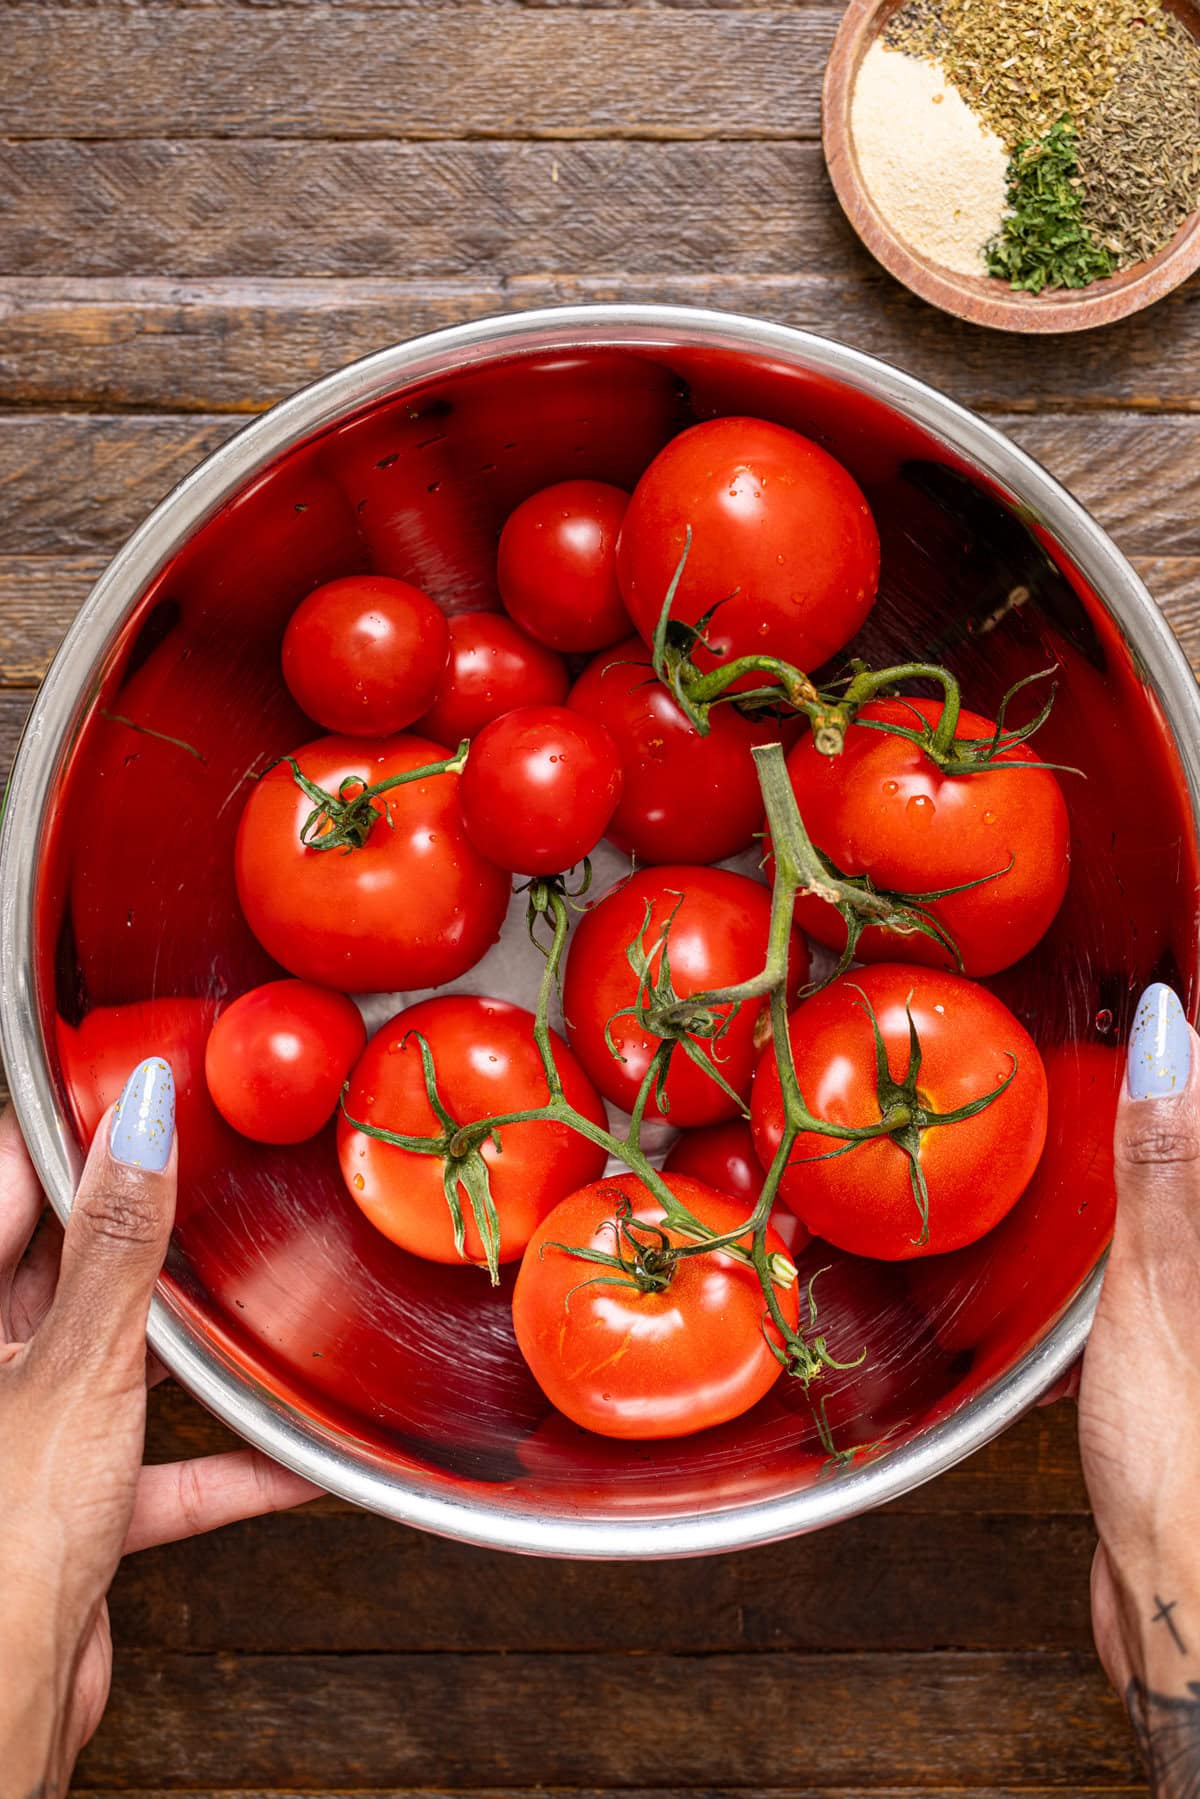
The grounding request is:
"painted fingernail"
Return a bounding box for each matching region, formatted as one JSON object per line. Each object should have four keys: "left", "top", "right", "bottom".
{"left": 1127, "top": 984, "right": 1191, "bottom": 1100}
{"left": 109, "top": 1057, "right": 176, "bottom": 1170}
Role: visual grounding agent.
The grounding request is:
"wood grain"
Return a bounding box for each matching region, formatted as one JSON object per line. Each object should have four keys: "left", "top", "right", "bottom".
{"left": 2, "top": 9, "right": 836, "bottom": 140}
{"left": 4, "top": 273, "right": 1200, "bottom": 415}
{"left": 73, "top": 1649, "right": 1140, "bottom": 1786}
{"left": 0, "top": 410, "right": 1196, "bottom": 558}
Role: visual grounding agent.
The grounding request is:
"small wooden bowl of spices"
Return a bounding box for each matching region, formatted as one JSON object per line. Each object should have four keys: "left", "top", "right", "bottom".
{"left": 823, "top": 0, "right": 1200, "bottom": 332}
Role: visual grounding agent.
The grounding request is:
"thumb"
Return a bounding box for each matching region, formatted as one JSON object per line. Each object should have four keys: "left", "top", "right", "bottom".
{"left": 1113, "top": 982, "right": 1200, "bottom": 1259}
{"left": 43, "top": 1056, "right": 177, "bottom": 1381}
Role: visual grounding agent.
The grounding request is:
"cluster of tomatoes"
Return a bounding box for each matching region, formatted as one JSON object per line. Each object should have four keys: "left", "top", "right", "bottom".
{"left": 110, "top": 417, "right": 1079, "bottom": 1446}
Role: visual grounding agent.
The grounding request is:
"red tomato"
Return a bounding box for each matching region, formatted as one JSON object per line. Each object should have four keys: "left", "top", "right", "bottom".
{"left": 616, "top": 417, "right": 880, "bottom": 680}
{"left": 417, "top": 611, "right": 569, "bottom": 745}
{"left": 567, "top": 635, "right": 787, "bottom": 864}
{"left": 751, "top": 965, "right": 1048, "bottom": 1261}
{"left": 785, "top": 698, "right": 1070, "bottom": 977}
{"left": 458, "top": 705, "right": 623, "bottom": 876}
{"left": 512, "top": 1174, "right": 799, "bottom": 1438}
{"left": 338, "top": 995, "right": 608, "bottom": 1267}
{"left": 235, "top": 733, "right": 511, "bottom": 992}
{"left": 56, "top": 998, "right": 229, "bottom": 1204}
{"left": 663, "top": 1120, "right": 813, "bottom": 1258}
{"left": 498, "top": 480, "right": 632, "bottom": 651}
{"left": 281, "top": 575, "right": 450, "bottom": 737}
{"left": 563, "top": 867, "right": 807, "bottom": 1127}
{"left": 906, "top": 1042, "right": 1121, "bottom": 1372}
{"left": 204, "top": 979, "right": 366, "bottom": 1145}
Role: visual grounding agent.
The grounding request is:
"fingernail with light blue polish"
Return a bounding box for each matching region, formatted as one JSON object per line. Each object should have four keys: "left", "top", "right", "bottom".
{"left": 1127, "top": 984, "right": 1191, "bottom": 1100}
{"left": 109, "top": 1057, "right": 176, "bottom": 1170}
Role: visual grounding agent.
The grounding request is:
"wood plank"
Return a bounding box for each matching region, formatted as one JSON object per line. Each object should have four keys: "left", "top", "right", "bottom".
{"left": 2, "top": 552, "right": 1196, "bottom": 690}
{"left": 68, "top": 1792, "right": 1152, "bottom": 1799}
{"left": 107, "top": 1506, "right": 1097, "bottom": 1653}
{"left": 0, "top": 411, "right": 1196, "bottom": 558}
{"left": 2, "top": 10, "right": 835, "bottom": 140}
{"left": 4, "top": 271, "right": 1200, "bottom": 414}
{"left": 0, "top": 144, "right": 851, "bottom": 280}
{"left": 73, "top": 1649, "right": 1142, "bottom": 1786}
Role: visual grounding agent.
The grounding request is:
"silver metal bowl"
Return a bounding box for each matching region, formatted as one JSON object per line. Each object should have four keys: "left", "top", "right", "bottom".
{"left": 3, "top": 305, "right": 1197, "bottom": 1557}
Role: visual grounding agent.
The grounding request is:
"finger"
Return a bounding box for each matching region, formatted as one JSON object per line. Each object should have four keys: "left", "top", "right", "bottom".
{"left": 7, "top": 1209, "right": 63, "bottom": 1342}
{"left": 1113, "top": 984, "right": 1200, "bottom": 1255}
{"left": 124, "top": 1450, "right": 321, "bottom": 1554}
{"left": 1036, "top": 1358, "right": 1081, "bottom": 1407}
{"left": 42, "top": 1057, "right": 177, "bottom": 1381}
{"left": 0, "top": 1105, "right": 45, "bottom": 1282}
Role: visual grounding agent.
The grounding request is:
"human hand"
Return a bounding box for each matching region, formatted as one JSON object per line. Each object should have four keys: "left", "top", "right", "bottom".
{"left": 0, "top": 1059, "right": 318, "bottom": 1797}
{"left": 1078, "top": 983, "right": 1200, "bottom": 1792}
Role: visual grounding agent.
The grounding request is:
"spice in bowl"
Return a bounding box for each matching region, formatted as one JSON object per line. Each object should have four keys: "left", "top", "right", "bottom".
{"left": 848, "top": 0, "right": 1200, "bottom": 293}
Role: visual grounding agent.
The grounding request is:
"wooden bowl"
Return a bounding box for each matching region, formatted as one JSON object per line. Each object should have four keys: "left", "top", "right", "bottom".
{"left": 823, "top": 0, "right": 1200, "bottom": 333}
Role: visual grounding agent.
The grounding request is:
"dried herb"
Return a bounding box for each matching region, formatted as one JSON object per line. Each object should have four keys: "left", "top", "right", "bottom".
{"left": 885, "top": 0, "right": 1166, "bottom": 148}
{"left": 1076, "top": 11, "right": 1200, "bottom": 267}
{"left": 986, "top": 119, "right": 1115, "bottom": 294}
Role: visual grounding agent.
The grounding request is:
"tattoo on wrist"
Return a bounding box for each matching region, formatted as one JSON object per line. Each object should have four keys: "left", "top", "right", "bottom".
{"left": 1154, "top": 1596, "right": 1190, "bottom": 1657}
{"left": 1127, "top": 1676, "right": 1200, "bottom": 1797}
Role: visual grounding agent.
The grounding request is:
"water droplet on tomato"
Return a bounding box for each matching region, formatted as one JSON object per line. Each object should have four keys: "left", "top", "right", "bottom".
{"left": 352, "top": 1173, "right": 365, "bottom": 1190}
{"left": 982, "top": 810, "right": 997, "bottom": 826}
{"left": 906, "top": 794, "right": 935, "bottom": 826}
{"left": 1095, "top": 1008, "right": 1114, "bottom": 1034}
{"left": 883, "top": 780, "right": 899, "bottom": 797}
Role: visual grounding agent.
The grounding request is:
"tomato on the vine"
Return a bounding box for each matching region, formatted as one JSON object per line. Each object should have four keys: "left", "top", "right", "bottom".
{"left": 205, "top": 979, "right": 366, "bottom": 1145}
{"left": 498, "top": 480, "right": 632, "bottom": 652}
{"left": 282, "top": 575, "right": 450, "bottom": 737}
{"left": 512, "top": 1173, "right": 799, "bottom": 1438}
{"left": 663, "top": 1120, "right": 812, "bottom": 1258}
{"left": 416, "top": 611, "right": 569, "bottom": 745}
{"left": 563, "top": 867, "right": 807, "bottom": 1128}
{"left": 751, "top": 965, "right": 1048, "bottom": 1261}
{"left": 567, "top": 635, "right": 788, "bottom": 865}
{"left": 616, "top": 417, "right": 880, "bottom": 680}
{"left": 785, "top": 697, "right": 1070, "bottom": 977}
{"left": 458, "top": 705, "right": 623, "bottom": 876}
{"left": 338, "top": 995, "right": 608, "bottom": 1267}
{"left": 235, "top": 733, "right": 511, "bottom": 992}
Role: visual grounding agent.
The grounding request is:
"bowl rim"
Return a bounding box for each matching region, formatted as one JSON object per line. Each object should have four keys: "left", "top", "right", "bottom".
{"left": 822, "top": 0, "right": 1200, "bottom": 335}
{"left": 3, "top": 301, "right": 1197, "bottom": 1558}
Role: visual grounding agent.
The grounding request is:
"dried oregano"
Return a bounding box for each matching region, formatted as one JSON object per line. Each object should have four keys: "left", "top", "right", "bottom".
{"left": 985, "top": 119, "right": 1115, "bottom": 294}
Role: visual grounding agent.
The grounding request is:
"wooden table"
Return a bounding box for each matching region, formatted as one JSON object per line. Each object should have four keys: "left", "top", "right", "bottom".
{"left": 3, "top": 1, "right": 1197, "bottom": 1791}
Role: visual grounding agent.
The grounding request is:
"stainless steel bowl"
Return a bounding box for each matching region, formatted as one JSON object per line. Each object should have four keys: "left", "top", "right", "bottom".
{"left": 3, "top": 305, "right": 1198, "bottom": 1557}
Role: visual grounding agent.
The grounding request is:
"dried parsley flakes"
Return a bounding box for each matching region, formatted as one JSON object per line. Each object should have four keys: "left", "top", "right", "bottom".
{"left": 985, "top": 119, "right": 1115, "bottom": 294}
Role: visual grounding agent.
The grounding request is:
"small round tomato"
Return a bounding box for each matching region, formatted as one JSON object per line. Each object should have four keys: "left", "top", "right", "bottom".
{"left": 498, "top": 480, "right": 632, "bottom": 651}
{"left": 751, "top": 965, "right": 1048, "bottom": 1261}
{"left": 563, "top": 867, "right": 807, "bottom": 1128}
{"left": 281, "top": 575, "right": 450, "bottom": 736}
{"left": 785, "top": 697, "right": 1070, "bottom": 977}
{"left": 235, "top": 733, "right": 511, "bottom": 993}
{"left": 567, "top": 635, "right": 787, "bottom": 864}
{"left": 338, "top": 995, "right": 608, "bottom": 1267}
{"left": 458, "top": 705, "right": 623, "bottom": 876}
{"left": 205, "top": 979, "right": 366, "bottom": 1145}
{"left": 512, "top": 1173, "right": 799, "bottom": 1438}
{"left": 664, "top": 1121, "right": 812, "bottom": 1259}
{"left": 616, "top": 417, "right": 880, "bottom": 680}
{"left": 416, "top": 611, "right": 569, "bottom": 745}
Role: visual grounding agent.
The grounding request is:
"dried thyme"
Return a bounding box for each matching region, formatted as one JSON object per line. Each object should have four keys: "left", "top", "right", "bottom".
{"left": 985, "top": 119, "right": 1115, "bottom": 294}
{"left": 1076, "top": 12, "right": 1200, "bottom": 266}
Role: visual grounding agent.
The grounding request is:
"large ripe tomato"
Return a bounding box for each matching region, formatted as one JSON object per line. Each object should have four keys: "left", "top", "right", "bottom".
{"left": 498, "top": 480, "right": 632, "bottom": 651}
{"left": 616, "top": 417, "right": 880, "bottom": 680}
{"left": 338, "top": 995, "right": 608, "bottom": 1267}
{"left": 751, "top": 965, "right": 1048, "bottom": 1260}
{"left": 458, "top": 705, "right": 623, "bottom": 876}
{"left": 235, "top": 733, "right": 511, "bottom": 993}
{"left": 906, "top": 1042, "right": 1121, "bottom": 1374}
{"left": 567, "top": 635, "right": 787, "bottom": 864}
{"left": 205, "top": 979, "right": 366, "bottom": 1145}
{"left": 282, "top": 575, "right": 450, "bottom": 737}
{"left": 785, "top": 698, "right": 1070, "bottom": 977}
{"left": 512, "top": 1173, "right": 799, "bottom": 1439}
{"left": 563, "top": 867, "right": 807, "bottom": 1128}
{"left": 56, "top": 998, "right": 231, "bottom": 1206}
{"left": 417, "top": 611, "right": 569, "bottom": 745}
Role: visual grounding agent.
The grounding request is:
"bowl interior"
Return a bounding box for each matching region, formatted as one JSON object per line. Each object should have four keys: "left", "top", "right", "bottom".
{"left": 32, "top": 333, "right": 1200, "bottom": 1535}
